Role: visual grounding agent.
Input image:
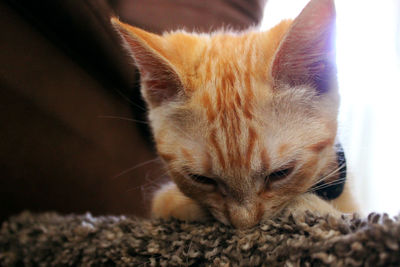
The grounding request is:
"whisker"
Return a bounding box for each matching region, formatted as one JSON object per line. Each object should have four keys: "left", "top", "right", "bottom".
{"left": 310, "top": 177, "right": 346, "bottom": 191}
{"left": 307, "top": 177, "right": 346, "bottom": 193}
{"left": 113, "top": 87, "right": 147, "bottom": 112}
{"left": 309, "top": 163, "right": 346, "bottom": 188}
{"left": 112, "top": 157, "right": 161, "bottom": 179}
{"left": 320, "top": 164, "right": 345, "bottom": 181}
{"left": 97, "top": 115, "right": 148, "bottom": 125}
{"left": 307, "top": 182, "right": 345, "bottom": 194}
{"left": 140, "top": 171, "right": 170, "bottom": 203}
{"left": 125, "top": 169, "right": 169, "bottom": 193}
{"left": 313, "top": 178, "right": 346, "bottom": 189}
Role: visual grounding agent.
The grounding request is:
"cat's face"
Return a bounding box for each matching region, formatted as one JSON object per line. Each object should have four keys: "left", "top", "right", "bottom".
{"left": 113, "top": 0, "right": 339, "bottom": 228}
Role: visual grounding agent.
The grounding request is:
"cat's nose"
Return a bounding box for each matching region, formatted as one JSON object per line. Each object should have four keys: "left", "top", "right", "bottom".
{"left": 227, "top": 201, "right": 263, "bottom": 229}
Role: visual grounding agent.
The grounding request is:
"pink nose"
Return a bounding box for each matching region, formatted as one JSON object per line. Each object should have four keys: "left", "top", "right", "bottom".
{"left": 228, "top": 202, "right": 263, "bottom": 229}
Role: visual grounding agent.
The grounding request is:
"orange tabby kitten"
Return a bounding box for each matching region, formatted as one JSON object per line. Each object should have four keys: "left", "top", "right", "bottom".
{"left": 112, "top": 0, "right": 358, "bottom": 228}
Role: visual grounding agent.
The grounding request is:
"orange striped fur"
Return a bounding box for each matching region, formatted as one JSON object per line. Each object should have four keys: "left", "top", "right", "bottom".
{"left": 112, "top": 0, "right": 358, "bottom": 228}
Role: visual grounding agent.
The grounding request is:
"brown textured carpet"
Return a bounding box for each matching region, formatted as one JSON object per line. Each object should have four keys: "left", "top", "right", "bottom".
{"left": 1, "top": 211, "right": 399, "bottom": 266}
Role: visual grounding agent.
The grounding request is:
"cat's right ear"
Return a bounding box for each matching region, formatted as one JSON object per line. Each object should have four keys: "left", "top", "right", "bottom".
{"left": 111, "top": 18, "right": 184, "bottom": 108}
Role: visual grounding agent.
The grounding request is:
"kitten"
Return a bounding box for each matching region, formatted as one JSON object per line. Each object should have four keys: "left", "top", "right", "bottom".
{"left": 112, "top": 0, "right": 358, "bottom": 228}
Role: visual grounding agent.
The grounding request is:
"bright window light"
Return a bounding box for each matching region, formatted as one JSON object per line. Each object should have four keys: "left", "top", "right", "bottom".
{"left": 261, "top": 0, "right": 400, "bottom": 216}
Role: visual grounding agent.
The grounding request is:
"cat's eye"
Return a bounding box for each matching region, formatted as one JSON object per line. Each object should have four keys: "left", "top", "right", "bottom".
{"left": 188, "top": 174, "right": 217, "bottom": 186}
{"left": 266, "top": 167, "right": 294, "bottom": 183}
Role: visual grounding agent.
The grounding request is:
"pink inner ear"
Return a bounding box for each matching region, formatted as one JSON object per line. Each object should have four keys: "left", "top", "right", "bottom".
{"left": 119, "top": 29, "right": 183, "bottom": 107}
{"left": 135, "top": 53, "right": 183, "bottom": 107}
{"left": 271, "top": 0, "right": 336, "bottom": 92}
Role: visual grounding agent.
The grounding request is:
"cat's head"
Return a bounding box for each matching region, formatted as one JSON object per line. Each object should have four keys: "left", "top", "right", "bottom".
{"left": 113, "top": 0, "right": 339, "bottom": 228}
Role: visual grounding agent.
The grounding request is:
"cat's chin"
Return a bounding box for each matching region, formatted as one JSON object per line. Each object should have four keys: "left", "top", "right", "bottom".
{"left": 152, "top": 182, "right": 342, "bottom": 229}
{"left": 211, "top": 205, "right": 284, "bottom": 228}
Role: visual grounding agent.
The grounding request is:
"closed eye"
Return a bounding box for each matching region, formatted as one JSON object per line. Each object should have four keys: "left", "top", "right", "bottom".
{"left": 188, "top": 174, "right": 217, "bottom": 186}
{"left": 266, "top": 167, "right": 294, "bottom": 183}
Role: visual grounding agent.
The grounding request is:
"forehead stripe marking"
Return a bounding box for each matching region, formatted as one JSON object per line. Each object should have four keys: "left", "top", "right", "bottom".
{"left": 210, "top": 129, "right": 226, "bottom": 169}
{"left": 245, "top": 126, "right": 257, "bottom": 168}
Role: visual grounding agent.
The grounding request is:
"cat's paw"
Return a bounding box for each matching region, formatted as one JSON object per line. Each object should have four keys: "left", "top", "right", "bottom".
{"left": 151, "top": 182, "right": 208, "bottom": 221}
{"left": 284, "top": 193, "right": 341, "bottom": 218}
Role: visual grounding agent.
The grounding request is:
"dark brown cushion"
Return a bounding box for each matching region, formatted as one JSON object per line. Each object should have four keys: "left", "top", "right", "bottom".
{"left": 0, "top": 0, "right": 265, "bottom": 221}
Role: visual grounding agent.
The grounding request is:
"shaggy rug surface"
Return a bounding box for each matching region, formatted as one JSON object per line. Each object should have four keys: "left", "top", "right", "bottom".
{"left": 1, "top": 211, "right": 399, "bottom": 266}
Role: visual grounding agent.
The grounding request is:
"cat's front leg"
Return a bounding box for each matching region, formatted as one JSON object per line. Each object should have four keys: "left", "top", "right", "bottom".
{"left": 283, "top": 193, "right": 342, "bottom": 218}
{"left": 151, "top": 182, "right": 209, "bottom": 221}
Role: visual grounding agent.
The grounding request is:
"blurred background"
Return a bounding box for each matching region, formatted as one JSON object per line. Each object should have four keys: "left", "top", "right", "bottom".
{"left": 262, "top": 0, "right": 400, "bottom": 216}
{"left": 2, "top": 0, "right": 399, "bottom": 220}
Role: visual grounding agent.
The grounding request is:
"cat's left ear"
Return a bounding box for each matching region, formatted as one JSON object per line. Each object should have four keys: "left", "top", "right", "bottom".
{"left": 271, "top": 0, "right": 336, "bottom": 93}
{"left": 111, "top": 18, "right": 184, "bottom": 108}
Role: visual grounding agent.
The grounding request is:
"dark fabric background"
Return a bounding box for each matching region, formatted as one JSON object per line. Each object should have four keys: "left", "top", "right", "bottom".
{"left": 0, "top": 0, "right": 265, "bottom": 222}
